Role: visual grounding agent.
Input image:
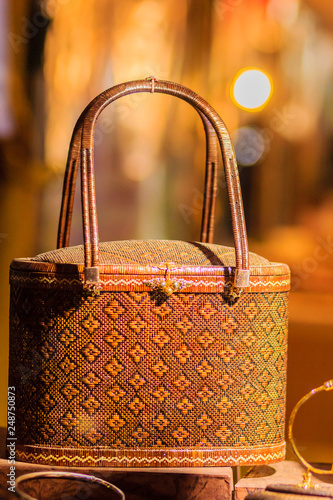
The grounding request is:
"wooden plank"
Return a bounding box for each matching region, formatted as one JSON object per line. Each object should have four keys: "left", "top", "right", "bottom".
{"left": 0, "top": 459, "right": 233, "bottom": 500}
{"left": 235, "top": 461, "right": 333, "bottom": 500}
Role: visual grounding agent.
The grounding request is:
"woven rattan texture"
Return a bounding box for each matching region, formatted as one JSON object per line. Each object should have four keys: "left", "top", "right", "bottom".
{"left": 9, "top": 283, "right": 288, "bottom": 466}
{"left": 31, "top": 240, "right": 270, "bottom": 267}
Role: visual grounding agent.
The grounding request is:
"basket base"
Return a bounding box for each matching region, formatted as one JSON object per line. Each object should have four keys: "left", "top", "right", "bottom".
{"left": 15, "top": 443, "right": 286, "bottom": 467}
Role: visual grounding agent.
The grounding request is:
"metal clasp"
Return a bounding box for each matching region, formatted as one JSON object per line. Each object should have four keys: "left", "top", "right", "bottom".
{"left": 143, "top": 262, "right": 193, "bottom": 296}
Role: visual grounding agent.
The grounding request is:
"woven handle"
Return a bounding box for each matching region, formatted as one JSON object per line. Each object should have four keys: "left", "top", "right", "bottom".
{"left": 58, "top": 78, "right": 250, "bottom": 289}
{"left": 58, "top": 107, "right": 218, "bottom": 249}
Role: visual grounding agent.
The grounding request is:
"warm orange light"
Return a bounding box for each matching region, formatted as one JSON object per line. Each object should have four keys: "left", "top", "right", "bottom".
{"left": 230, "top": 68, "right": 273, "bottom": 112}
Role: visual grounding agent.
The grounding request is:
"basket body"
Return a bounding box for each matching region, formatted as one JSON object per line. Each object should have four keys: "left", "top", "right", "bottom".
{"left": 9, "top": 240, "right": 289, "bottom": 467}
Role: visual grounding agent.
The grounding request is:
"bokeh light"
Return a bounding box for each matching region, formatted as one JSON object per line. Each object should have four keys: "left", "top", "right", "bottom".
{"left": 230, "top": 68, "right": 273, "bottom": 111}
{"left": 232, "top": 126, "right": 267, "bottom": 166}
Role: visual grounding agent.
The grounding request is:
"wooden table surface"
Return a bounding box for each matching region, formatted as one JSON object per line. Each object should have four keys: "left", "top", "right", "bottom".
{"left": 235, "top": 460, "right": 333, "bottom": 500}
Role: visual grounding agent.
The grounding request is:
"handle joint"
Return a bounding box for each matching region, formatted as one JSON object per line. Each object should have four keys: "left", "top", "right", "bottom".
{"left": 223, "top": 270, "right": 249, "bottom": 304}
{"left": 235, "top": 269, "right": 250, "bottom": 288}
{"left": 84, "top": 267, "right": 101, "bottom": 295}
{"left": 145, "top": 75, "right": 159, "bottom": 93}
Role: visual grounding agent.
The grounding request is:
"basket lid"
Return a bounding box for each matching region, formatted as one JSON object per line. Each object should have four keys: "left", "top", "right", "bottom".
{"left": 30, "top": 239, "right": 270, "bottom": 267}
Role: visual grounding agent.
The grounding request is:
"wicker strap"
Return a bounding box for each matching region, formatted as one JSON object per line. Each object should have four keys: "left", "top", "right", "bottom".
{"left": 58, "top": 79, "right": 250, "bottom": 288}
{"left": 57, "top": 104, "right": 219, "bottom": 250}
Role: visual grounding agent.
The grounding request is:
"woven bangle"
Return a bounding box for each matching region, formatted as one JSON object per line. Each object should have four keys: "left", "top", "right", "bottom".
{"left": 15, "top": 471, "right": 125, "bottom": 500}
{"left": 288, "top": 379, "right": 333, "bottom": 478}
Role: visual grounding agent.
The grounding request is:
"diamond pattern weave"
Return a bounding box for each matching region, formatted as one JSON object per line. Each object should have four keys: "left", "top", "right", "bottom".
{"left": 9, "top": 269, "right": 288, "bottom": 466}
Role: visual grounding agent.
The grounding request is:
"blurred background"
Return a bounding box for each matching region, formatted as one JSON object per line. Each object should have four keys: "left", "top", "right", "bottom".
{"left": 1, "top": 0, "right": 333, "bottom": 465}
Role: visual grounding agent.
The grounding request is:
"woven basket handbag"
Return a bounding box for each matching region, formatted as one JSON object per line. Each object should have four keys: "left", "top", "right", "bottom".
{"left": 8, "top": 78, "right": 290, "bottom": 468}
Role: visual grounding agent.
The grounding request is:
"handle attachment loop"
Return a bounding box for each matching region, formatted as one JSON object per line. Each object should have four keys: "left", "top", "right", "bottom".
{"left": 84, "top": 267, "right": 101, "bottom": 295}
